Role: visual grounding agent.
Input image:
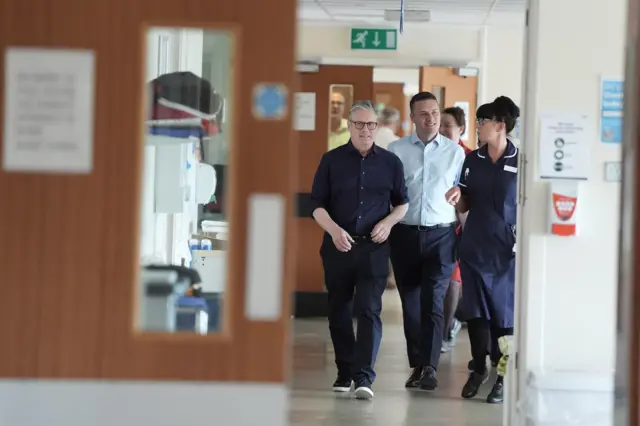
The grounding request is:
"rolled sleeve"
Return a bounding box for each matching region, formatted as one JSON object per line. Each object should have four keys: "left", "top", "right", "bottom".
{"left": 453, "top": 146, "right": 466, "bottom": 186}
{"left": 390, "top": 155, "right": 409, "bottom": 207}
{"left": 310, "top": 153, "right": 331, "bottom": 212}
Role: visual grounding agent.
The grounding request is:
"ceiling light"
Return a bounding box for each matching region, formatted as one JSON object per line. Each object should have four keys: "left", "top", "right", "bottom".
{"left": 384, "top": 9, "right": 431, "bottom": 22}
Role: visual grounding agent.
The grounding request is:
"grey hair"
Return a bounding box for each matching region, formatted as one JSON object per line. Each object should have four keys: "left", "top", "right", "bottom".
{"left": 348, "top": 100, "right": 377, "bottom": 120}
{"left": 379, "top": 106, "right": 400, "bottom": 125}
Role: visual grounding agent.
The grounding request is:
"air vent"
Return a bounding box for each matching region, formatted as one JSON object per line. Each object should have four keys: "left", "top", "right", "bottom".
{"left": 384, "top": 9, "right": 431, "bottom": 22}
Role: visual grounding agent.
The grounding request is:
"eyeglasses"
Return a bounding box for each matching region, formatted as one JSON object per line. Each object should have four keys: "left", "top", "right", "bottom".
{"left": 350, "top": 121, "right": 378, "bottom": 130}
{"left": 476, "top": 118, "right": 492, "bottom": 126}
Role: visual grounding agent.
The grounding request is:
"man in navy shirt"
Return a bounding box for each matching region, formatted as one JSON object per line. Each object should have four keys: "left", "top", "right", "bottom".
{"left": 310, "top": 100, "right": 409, "bottom": 400}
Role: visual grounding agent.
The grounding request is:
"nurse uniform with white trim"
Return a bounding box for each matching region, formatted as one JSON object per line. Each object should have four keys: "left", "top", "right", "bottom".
{"left": 456, "top": 140, "right": 518, "bottom": 329}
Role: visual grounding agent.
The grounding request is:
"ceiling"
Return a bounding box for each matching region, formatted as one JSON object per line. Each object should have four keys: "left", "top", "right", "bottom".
{"left": 298, "top": 0, "right": 527, "bottom": 27}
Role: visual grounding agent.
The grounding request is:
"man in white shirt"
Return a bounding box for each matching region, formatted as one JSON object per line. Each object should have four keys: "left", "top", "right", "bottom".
{"left": 376, "top": 106, "right": 401, "bottom": 149}
{"left": 387, "top": 92, "right": 465, "bottom": 392}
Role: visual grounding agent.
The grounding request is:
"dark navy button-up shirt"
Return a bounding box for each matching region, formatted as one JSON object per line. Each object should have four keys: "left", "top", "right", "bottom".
{"left": 310, "top": 141, "right": 409, "bottom": 236}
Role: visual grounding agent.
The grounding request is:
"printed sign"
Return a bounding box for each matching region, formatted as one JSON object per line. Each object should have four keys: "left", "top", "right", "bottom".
{"left": 600, "top": 77, "right": 623, "bottom": 144}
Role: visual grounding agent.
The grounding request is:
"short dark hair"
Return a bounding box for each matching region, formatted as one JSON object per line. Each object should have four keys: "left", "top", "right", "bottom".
{"left": 442, "top": 106, "right": 466, "bottom": 135}
{"left": 409, "top": 91, "right": 438, "bottom": 112}
{"left": 476, "top": 96, "right": 520, "bottom": 133}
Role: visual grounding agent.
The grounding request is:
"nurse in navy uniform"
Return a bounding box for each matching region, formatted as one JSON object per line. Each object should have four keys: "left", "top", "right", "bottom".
{"left": 444, "top": 96, "right": 520, "bottom": 404}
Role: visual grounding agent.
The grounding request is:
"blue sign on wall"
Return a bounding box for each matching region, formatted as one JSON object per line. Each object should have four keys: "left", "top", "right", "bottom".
{"left": 600, "top": 78, "right": 624, "bottom": 144}
{"left": 252, "top": 83, "right": 288, "bottom": 120}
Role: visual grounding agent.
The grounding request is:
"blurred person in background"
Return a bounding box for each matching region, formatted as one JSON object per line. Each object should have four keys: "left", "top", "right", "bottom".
{"left": 439, "top": 106, "right": 471, "bottom": 353}
{"left": 376, "top": 106, "right": 401, "bottom": 289}
{"left": 376, "top": 106, "right": 401, "bottom": 149}
{"left": 329, "top": 92, "right": 351, "bottom": 150}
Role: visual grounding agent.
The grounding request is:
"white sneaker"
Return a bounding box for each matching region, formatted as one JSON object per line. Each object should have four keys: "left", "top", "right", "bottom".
{"left": 354, "top": 385, "right": 374, "bottom": 400}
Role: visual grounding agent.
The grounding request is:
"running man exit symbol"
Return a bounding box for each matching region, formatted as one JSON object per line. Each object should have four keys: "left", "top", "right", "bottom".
{"left": 352, "top": 30, "right": 368, "bottom": 48}
{"left": 350, "top": 28, "right": 398, "bottom": 50}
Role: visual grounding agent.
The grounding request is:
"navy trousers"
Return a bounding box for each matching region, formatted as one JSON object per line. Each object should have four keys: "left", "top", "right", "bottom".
{"left": 389, "top": 224, "right": 457, "bottom": 370}
{"left": 322, "top": 236, "right": 389, "bottom": 384}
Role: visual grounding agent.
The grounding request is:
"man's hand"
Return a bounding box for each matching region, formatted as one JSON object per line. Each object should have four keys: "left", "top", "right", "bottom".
{"left": 370, "top": 219, "right": 392, "bottom": 243}
{"left": 330, "top": 227, "right": 354, "bottom": 252}
{"left": 445, "top": 186, "right": 461, "bottom": 206}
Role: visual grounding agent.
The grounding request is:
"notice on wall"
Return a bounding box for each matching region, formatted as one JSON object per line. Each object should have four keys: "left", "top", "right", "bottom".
{"left": 293, "top": 92, "right": 316, "bottom": 131}
{"left": 453, "top": 101, "right": 470, "bottom": 141}
{"left": 600, "top": 77, "right": 624, "bottom": 144}
{"left": 3, "top": 48, "right": 96, "bottom": 173}
{"left": 538, "top": 113, "right": 590, "bottom": 180}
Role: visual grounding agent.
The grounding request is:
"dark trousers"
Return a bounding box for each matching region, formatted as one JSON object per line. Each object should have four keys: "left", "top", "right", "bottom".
{"left": 321, "top": 237, "right": 389, "bottom": 384}
{"left": 389, "top": 224, "right": 456, "bottom": 369}
{"left": 468, "top": 318, "right": 513, "bottom": 373}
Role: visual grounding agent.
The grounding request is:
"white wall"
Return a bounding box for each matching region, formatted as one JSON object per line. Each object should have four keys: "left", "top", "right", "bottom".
{"left": 482, "top": 26, "right": 526, "bottom": 105}
{"left": 514, "top": 0, "right": 625, "bottom": 423}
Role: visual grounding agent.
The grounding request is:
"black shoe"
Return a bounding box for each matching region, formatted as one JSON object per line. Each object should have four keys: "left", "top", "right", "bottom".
{"left": 405, "top": 367, "right": 423, "bottom": 388}
{"left": 419, "top": 366, "right": 438, "bottom": 391}
{"left": 487, "top": 380, "right": 504, "bottom": 404}
{"left": 332, "top": 375, "right": 353, "bottom": 393}
{"left": 353, "top": 378, "right": 374, "bottom": 400}
{"left": 462, "top": 370, "right": 489, "bottom": 399}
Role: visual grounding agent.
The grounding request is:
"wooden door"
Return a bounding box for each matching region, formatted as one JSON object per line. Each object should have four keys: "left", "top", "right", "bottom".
{"left": 616, "top": 3, "right": 640, "bottom": 421}
{"left": 373, "top": 82, "right": 410, "bottom": 136}
{"left": 420, "top": 66, "right": 478, "bottom": 148}
{"left": 0, "top": 0, "right": 296, "bottom": 423}
{"left": 294, "top": 65, "right": 373, "bottom": 316}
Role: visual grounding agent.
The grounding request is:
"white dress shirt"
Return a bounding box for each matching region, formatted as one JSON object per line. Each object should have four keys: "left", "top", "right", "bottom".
{"left": 387, "top": 133, "right": 465, "bottom": 226}
{"left": 375, "top": 126, "right": 399, "bottom": 150}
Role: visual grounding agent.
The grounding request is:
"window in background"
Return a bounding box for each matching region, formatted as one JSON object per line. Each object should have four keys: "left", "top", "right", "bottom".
{"left": 328, "top": 84, "right": 354, "bottom": 151}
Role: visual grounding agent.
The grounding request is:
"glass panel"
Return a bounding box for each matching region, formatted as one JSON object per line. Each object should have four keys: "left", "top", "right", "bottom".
{"left": 137, "top": 27, "right": 233, "bottom": 334}
{"left": 328, "top": 84, "right": 354, "bottom": 151}
{"left": 431, "top": 85, "right": 445, "bottom": 105}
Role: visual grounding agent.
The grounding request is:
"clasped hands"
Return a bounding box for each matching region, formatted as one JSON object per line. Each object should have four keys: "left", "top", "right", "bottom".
{"left": 330, "top": 219, "right": 392, "bottom": 252}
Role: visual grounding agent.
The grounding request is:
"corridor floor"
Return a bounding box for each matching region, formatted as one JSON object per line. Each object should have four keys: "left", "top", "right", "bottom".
{"left": 289, "top": 290, "right": 503, "bottom": 426}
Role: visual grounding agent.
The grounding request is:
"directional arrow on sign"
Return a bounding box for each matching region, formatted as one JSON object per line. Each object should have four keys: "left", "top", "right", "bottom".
{"left": 372, "top": 32, "right": 380, "bottom": 47}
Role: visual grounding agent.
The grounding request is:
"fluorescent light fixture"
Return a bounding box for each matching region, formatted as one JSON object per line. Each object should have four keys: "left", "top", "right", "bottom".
{"left": 384, "top": 9, "right": 431, "bottom": 22}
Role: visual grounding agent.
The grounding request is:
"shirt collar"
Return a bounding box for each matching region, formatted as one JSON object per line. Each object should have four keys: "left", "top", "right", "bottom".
{"left": 410, "top": 132, "right": 441, "bottom": 146}
{"left": 477, "top": 139, "right": 518, "bottom": 159}
{"left": 346, "top": 140, "right": 379, "bottom": 155}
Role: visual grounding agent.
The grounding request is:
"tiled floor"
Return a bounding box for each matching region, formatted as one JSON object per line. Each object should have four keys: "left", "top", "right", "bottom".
{"left": 290, "top": 290, "right": 504, "bottom": 426}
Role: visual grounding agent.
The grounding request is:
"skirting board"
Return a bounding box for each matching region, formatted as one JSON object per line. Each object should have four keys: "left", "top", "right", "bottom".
{"left": 0, "top": 380, "right": 288, "bottom": 426}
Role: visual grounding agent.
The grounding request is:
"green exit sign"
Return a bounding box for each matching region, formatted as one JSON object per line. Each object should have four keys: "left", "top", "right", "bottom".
{"left": 350, "top": 28, "right": 398, "bottom": 51}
